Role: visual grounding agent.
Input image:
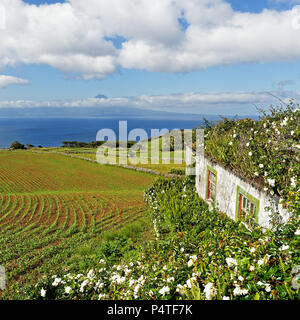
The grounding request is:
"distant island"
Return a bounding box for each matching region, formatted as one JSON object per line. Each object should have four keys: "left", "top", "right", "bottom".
{"left": 94, "top": 94, "right": 108, "bottom": 99}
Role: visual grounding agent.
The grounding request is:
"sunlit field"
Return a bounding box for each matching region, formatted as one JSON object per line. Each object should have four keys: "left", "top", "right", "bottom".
{"left": 0, "top": 151, "right": 155, "bottom": 298}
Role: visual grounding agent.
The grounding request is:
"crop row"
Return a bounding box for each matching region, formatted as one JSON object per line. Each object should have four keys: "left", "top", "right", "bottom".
{"left": 0, "top": 191, "right": 147, "bottom": 286}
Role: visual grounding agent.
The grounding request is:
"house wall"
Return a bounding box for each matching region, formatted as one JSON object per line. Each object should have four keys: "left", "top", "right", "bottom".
{"left": 195, "top": 153, "right": 290, "bottom": 228}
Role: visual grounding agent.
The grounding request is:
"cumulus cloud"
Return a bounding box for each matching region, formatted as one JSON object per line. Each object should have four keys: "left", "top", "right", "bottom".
{"left": 0, "top": 75, "right": 29, "bottom": 88}
{"left": 0, "top": 0, "right": 300, "bottom": 78}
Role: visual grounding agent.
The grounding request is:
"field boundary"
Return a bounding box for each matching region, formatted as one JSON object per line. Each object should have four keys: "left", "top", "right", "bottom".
{"left": 29, "top": 150, "right": 183, "bottom": 179}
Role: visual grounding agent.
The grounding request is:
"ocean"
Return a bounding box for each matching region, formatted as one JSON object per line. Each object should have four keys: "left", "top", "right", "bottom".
{"left": 0, "top": 117, "right": 205, "bottom": 148}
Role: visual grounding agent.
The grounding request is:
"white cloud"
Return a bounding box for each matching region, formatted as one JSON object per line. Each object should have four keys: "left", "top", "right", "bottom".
{"left": 0, "top": 91, "right": 298, "bottom": 114}
{"left": 0, "top": 75, "right": 29, "bottom": 88}
{"left": 1, "top": 0, "right": 300, "bottom": 78}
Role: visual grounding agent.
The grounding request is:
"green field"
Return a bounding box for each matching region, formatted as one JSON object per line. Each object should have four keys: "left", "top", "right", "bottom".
{"left": 39, "top": 143, "right": 187, "bottom": 174}
{"left": 0, "top": 151, "right": 155, "bottom": 298}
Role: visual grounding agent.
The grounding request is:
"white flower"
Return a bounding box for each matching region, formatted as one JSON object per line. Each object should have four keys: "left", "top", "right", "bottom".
{"left": 203, "top": 283, "right": 217, "bottom": 300}
{"left": 98, "top": 293, "right": 108, "bottom": 300}
{"left": 41, "top": 288, "right": 46, "bottom": 297}
{"left": 187, "top": 255, "right": 197, "bottom": 267}
{"left": 291, "top": 130, "right": 294, "bottom": 136}
{"left": 223, "top": 296, "right": 230, "bottom": 300}
{"left": 65, "top": 286, "right": 72, "bottom": 294}
{"left": 208, "top": 252, "right": 213, "bottom": 257}
{"left": 238, "top": 276, "right": 244, "bottom": 282}
{"left": 80, "top": 280, "right": 89, "bottom": 293}
{"left": 291, "top": 177, "right": 296, "bottom": 188}
{"left": 176, "top": 284, "right": 184, "bottom": 295}
{"left": 254, "top": 172, "right": 259, "bottom": 177}
{"left": 249, "top": 266, "right": 255, "bottom": 271}
{"left": 187, "top": 259, "right": 194, "bottom": 267}
{"left": 233, "top": 134, "right": 237, "bottom": 138}
{"left": 110, "top": 274, "right": 126, "bottom": 285}
{"left": 233, "top": 285, "right": 248, "bottom": 296}
{"left": 279, "top": 245, "right": 289, "bottom": 251}
{"left": 250, "top": 247, "right": 256, "bottom": 253}
{"left": 295, "top": 230, "right": 300, "bottom": 236}
{"left": 137, "top": 275, "right": 145, "bottom": 284}
{"left": 265, "top": 285, "right": 271, "bottom": 293}
{"left": 259, "top": 164, "right": 264, "bottom": 168}
{"left": 242, "top": 288, "right": 249, "bottom": 295}
{"left": 167, "top": 277, "right": 175, "bottom": 283}
{"left": 180, "top": 248, "right": 185, "bottom": 253}
{"left": 226, "top": 257, "right": 238, "bottom": 268}
{"left": 159, "top": 286, "right": 170, "bottom": 296}
{"left": 87, "top": 269, "right": 95, "bottom": 279}
{"left": 52, "top": 278, "right": 62, "bottom": 287}
{"left": 267, "top": 179, "right": 275, "bottom": 187}
{"left": 229, "top": 141, "right": 233, "bottom": 146}
{"left": 246, "top": 142, "right": 250, "bottom": 147}
{"left": 186, "top": 279, "right": 193, "bottom": 289}
{"left": 248, "top": 152, "right": 252, "bottom": 156}
{"left": 257, "top": 259, "right": 264, "bottom": 266}
{"left": 99, "top": 259, "right": 105, "bottom": 264}
{"left": 281, "top": 118, "right": 288, "bottom": 126}
{"left": 95, "top": 281, "right": 104, "bottom": 289}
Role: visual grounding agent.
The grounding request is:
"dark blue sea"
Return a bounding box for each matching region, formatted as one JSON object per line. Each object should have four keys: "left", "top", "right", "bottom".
{"left": 0, "top": 118, "right": 205, "bottom": 148}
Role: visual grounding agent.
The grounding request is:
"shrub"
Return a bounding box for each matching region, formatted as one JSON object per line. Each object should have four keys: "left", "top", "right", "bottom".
{"left": 200, "top": 104, "right": 299, "bottom": 213}
{"left": 25, "top": 178, "right": 299, "bottom": 300}
{"left": 10, "top": 141, "right": 25, "bottom": 150}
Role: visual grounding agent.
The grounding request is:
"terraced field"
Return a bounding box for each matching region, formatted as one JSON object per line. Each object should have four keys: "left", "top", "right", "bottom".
{"left": 0, "top": 151, "right": 155, "bottom": 297}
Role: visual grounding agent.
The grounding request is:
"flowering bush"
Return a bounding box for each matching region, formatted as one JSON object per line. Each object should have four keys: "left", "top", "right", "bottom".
{"left": 201, "top": 103, "right": 299, "bottom": 213}
{"left": 25, "top": 177, "right": 299, "bottom": 300}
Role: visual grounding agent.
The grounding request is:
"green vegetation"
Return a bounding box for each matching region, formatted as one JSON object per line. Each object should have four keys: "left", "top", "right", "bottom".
{"left": 38, "top": 137, "right": 187, "bottom": 175}
{"left": 201, "top": 104, "right": 299, "bottom": 213}
{"left": 0, "top": 151, "right": 155, "bottom": 299}
{"left": 1, "top": 106, "right": 298, "bottom": 300}
{"left": 25, "top": 177, "right": 299, "bottom": 300}
{"left": 61, "top": 140, "right": 137, "bottom": 149}
{"left": 9, "top": 141, "right": 25, "bottom": 150}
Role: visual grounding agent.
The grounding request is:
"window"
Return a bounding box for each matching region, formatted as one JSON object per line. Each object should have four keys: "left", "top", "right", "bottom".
{"left": 207, "top": 169, "right": 216, "bottom": 202}
{"left": 236, "top": 187, "right": 259, "bottom": 227}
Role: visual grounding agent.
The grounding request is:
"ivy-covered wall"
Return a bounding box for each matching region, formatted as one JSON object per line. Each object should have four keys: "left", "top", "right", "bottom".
{"left": 195, "top": 154, "right": 290, "bottom": 228}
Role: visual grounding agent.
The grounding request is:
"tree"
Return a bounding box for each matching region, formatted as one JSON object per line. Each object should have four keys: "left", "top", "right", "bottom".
{"left": 10, "top": 141, "right": 25, "bottom": 150}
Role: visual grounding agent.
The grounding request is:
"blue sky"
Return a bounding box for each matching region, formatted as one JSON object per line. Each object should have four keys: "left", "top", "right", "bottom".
{"left": 1, "top": 0, "right": 300, "bottom": 115}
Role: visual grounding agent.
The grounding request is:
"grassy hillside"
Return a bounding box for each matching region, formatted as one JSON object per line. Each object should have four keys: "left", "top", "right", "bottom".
{"left": 38, "top": 135, "right": 187, "bottom": 175}
{"left": 0, "top": 151, "right": 155, "bottom": 299}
